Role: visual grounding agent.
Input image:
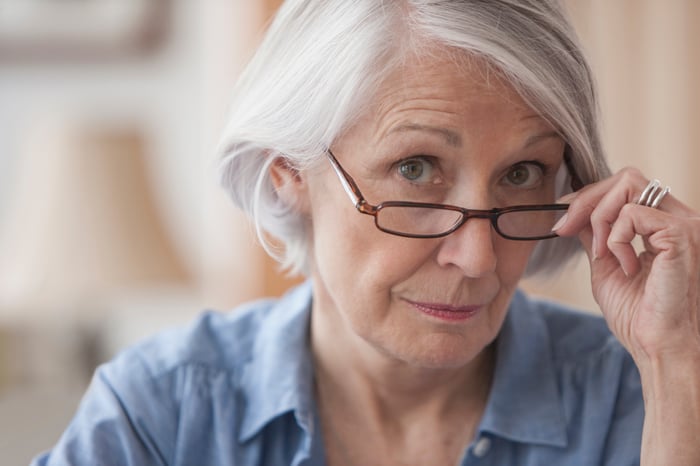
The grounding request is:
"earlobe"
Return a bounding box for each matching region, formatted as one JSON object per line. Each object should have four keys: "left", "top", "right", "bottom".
{"left": 269, "top": 156, "right": 310, "bottom": 212}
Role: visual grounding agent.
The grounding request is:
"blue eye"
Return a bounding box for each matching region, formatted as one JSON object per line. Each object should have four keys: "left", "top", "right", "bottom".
{"left": 505, "top": 162, "right": 544, "bottom": 188}
{"left": 398, "top": 158, "right": 432, "bottom": 182}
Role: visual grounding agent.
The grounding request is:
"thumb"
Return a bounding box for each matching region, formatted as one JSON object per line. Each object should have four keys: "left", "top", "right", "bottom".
{"left": 578, "top": 224, "right": 594, "bottom": 261}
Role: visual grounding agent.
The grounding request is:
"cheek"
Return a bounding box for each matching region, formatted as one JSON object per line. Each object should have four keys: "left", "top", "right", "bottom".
{"left": 313, "top": 211, "right": 431, "bottom": 284}
{"left": 307, "top": 192, "right": 433, "bottom": 296}
{"left": 495, "top": 239, "right": 537, "bottom": 285}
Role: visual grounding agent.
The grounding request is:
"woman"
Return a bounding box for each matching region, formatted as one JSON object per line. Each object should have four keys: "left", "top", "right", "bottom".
{"left": 35, "top": 1, "right": 700, "bottom": 465}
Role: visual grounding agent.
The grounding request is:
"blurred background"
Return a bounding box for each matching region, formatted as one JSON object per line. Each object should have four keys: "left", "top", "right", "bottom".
{"left": 0, "top": 0, "right": 697, "bottom": 464}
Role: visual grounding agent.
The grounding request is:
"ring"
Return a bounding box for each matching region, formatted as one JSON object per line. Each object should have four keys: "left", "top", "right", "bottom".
{"left": 636, "top": 179, "right": 671, "bottom": 208}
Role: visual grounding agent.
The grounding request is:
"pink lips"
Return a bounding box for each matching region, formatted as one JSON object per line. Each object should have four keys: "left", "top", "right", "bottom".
{"left": 406, "top": 300, "right": 483, "bottom": 322}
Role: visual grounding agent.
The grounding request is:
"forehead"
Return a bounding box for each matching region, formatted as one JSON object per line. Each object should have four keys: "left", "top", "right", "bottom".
{"left": 356, "top": 50, "right": 554, "bottom": 142}
{"left": 382, "top": 51, "right": 521, "bottom": 104}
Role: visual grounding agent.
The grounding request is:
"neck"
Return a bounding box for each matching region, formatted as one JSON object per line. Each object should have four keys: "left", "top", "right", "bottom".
{"left": 310, "top": 286, "right": 497, "bottom": 466}
{"left": 310, "top": 294, "right": 496, "bottom": 424}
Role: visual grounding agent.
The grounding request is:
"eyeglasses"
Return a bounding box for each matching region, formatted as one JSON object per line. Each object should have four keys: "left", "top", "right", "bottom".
{"left": 326, "top": 149, "right": 577, "bottom": 241}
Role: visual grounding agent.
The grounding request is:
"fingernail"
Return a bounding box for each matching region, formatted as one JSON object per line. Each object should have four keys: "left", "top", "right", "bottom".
{"left": 620, "top": 262, "right": 630, "bottom": 278}
{"left": 556, "top": 192, "right": 579, "bottom": 204}
{"left": 592, "top": 236, "right": 599, "bottom": 260}
{"left": 552, "top": 213, "right": 568, "bottom": 231}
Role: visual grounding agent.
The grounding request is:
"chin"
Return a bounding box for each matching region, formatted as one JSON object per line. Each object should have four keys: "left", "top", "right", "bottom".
{"left": 389, "top": 333, "right": 491, "bottom": 370}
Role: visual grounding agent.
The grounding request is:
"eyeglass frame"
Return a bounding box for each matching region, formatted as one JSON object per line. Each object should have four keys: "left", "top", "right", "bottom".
{"left": 325, "top": 148, "right": 583, "bottom": 241}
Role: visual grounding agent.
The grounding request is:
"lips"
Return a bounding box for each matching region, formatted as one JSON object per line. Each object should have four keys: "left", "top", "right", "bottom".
{"left": 405, "top": 299, "right": 483, "bottom": 322}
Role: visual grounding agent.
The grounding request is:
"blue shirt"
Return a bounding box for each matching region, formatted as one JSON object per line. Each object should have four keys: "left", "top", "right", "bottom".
{"left": 33, "top": 282, "right": 643, "bottom": 465}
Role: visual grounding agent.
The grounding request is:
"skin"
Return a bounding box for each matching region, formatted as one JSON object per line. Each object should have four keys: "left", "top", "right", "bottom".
{"left": 273, "top": 52, "right": 567, "bottom": 465}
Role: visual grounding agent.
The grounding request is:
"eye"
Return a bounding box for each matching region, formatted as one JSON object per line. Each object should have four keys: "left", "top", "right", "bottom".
{"left": 397, "top": 157, "right": 434, "bottom": 182}
{"left": 504, "top": 162, "right": 544, "bottom": 188}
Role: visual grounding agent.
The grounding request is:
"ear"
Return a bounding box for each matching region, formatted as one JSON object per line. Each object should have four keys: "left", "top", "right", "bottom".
{"left": 269, "top": 156, "right": 310, "bottom": 213}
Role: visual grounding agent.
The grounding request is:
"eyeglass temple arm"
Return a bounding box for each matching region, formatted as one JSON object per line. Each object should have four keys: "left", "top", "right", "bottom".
{"left": 564, "top": 149, "right": 585, "bottom": 192}
{"left": 326, "top": 150, "right": 364, "bottom": 206}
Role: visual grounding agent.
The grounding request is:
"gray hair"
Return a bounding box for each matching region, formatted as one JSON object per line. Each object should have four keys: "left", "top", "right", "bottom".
{"left": 218, "top": 0, "right": 610, "bottom": 276}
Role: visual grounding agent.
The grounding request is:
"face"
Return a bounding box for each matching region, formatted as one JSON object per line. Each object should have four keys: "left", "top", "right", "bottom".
{"left": 284, "top": 53, "right": 566, "bottom": 369}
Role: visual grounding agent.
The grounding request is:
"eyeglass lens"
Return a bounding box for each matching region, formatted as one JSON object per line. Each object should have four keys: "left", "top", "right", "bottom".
{"left": 376, "top": 205, "right": 567, "bottom": 239}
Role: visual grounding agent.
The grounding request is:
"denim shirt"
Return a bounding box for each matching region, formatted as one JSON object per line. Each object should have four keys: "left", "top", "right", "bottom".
{"left": 33, "top": 282, "right": 643, "bottom": 465}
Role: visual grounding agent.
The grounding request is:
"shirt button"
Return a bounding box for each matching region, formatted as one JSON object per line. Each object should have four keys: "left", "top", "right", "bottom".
{"left": 473, "top": 436, "right": 491, "bottom": 458}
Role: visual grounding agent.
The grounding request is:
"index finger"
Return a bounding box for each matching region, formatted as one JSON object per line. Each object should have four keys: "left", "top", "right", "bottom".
{"left": 553, "top": 168, "right": 693, "bottom": 238}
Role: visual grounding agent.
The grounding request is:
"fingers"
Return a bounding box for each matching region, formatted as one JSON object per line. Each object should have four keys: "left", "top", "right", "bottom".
{"left": 555, "top": 168, "right": 700, "bottom": 364}
{"left": 606, "top": 204, "right": 658, "bottom": 276}
{"left": 555, "top": 168, "right": 694, "bottom": 237}
{"left": 575, "top": 204, "right": 675, "bottom": 276}
{"left": 553, "top": 167, "right": 700, "bottom": 275}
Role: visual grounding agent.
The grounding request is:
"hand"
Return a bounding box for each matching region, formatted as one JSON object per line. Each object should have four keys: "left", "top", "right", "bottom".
{"left": 554, "top": 168, "right": 700, "bottom": 364}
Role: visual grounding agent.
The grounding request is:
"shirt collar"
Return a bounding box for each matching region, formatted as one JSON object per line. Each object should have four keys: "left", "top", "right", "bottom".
{"left": 478, "top": 289, "right": 568, "bottom": 447}
{"left": 238, "top": 281, "right": 316, "bottom": 442}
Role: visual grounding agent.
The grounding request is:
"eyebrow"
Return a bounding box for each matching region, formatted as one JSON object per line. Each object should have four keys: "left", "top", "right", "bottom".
{"left": 522, "top": 131, "right": 562, "bottom": 148}
{"left": 389, "top": 124, "right": 462, "bottom": 147}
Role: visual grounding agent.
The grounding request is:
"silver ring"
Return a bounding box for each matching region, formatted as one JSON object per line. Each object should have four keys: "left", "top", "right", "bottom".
{"left": 636, "top": 179, "right": 670, "bottom": 208}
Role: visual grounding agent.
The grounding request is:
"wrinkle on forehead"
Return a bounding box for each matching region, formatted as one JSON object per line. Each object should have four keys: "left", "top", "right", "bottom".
{"left": 332, "top": 45, "right": 555, "bottom": 156}
{"left": 368, "top": 49, "right": 539, "bottom": 139}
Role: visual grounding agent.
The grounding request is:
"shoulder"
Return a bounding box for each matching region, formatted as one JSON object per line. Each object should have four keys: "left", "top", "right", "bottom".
{"left": 117, "top": 296, "right": 280, "bottom": 378}
{"left": 522, "top": 292, "right": 643, "bottom": 431}
{"left": 514, "top": 292, "right": 630, "bottom": 367}
{"left": 94, "top": 294, "right": 288, "bottom": 423}
{"left": 504, "top": 291, "right": 643, "bottom": 464}
{"left": 510, "top": 290, "right": 642, "bottom": 414}
{"left": 33, "top": 283, "right": 315, "bottom": 465}
{"left": 103, "top": 281, "right": 313, "bottom": 391}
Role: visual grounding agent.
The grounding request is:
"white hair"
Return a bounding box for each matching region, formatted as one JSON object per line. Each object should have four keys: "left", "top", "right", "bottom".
{"left": 218, "top": 0, "right": 610, "bottom": 276}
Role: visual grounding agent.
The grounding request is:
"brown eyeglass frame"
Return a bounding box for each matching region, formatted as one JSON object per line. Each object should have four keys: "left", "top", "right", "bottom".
{"left": 326, "top": 149, "right": 584, "bottom": 241}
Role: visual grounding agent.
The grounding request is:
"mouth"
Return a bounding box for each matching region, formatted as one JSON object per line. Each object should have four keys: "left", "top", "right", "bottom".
{"left": 404, "top": 299, "right": 484, "bottom": 322}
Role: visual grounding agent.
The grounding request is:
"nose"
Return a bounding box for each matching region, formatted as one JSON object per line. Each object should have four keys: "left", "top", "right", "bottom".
{"left": 435, "top": 216, "right": 497, "bottom": 277}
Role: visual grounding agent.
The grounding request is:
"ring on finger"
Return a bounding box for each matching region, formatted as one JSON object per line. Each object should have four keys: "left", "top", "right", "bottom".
{"left": 636, "top": 179, "right": 671, "bottom": 209}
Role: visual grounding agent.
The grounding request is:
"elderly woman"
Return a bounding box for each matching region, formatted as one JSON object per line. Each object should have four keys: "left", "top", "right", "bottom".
{"left": 34, "top": 1, "right": 700, "bottom": 465}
